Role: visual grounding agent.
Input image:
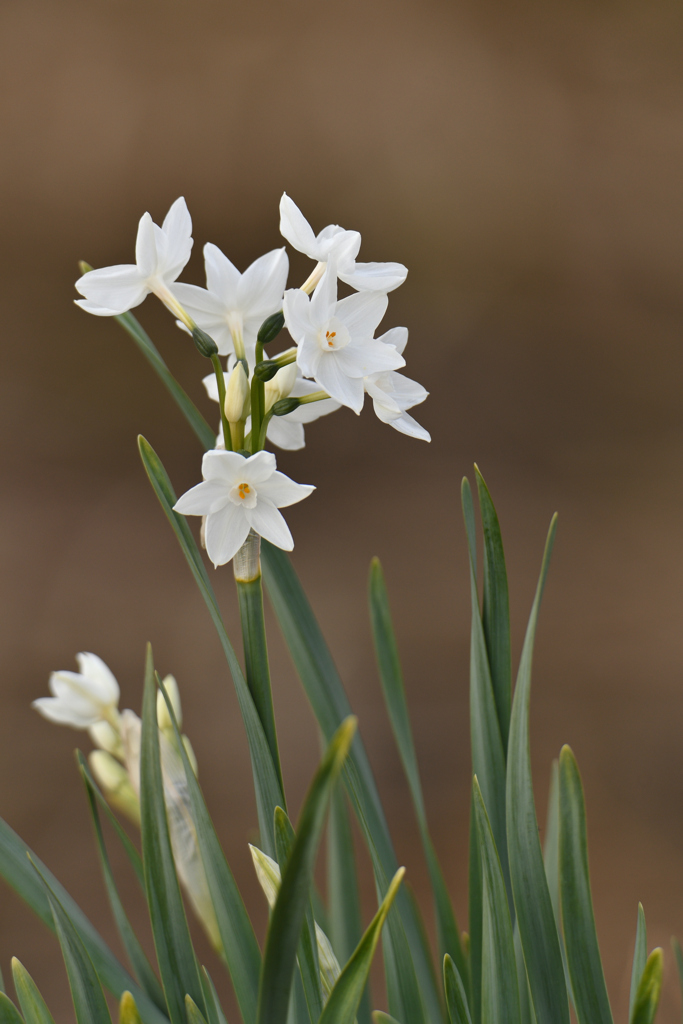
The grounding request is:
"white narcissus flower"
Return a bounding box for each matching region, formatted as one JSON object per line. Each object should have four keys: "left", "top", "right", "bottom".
{"left": 32, "top": 653, "right": 120, "bottom": 729}
{"left": 172, "top": 243, "right": 289, "bottom": 361}
{"left": 364, "top": 327, "right": 431, "bottom": 441}
{"left": 173, "top": 450, "right": 314, "bottom": 566}
{"left": 75, "top": 198, "right": 193, "bottom": 317}
{"left": 202, "top": 362, "right": 340, "bottom": 451}
{"left": 280, "top": 193, "right": 407, "bottom": 293}
{"left": 283, "top": 266, "right": 404, "bottom": 414}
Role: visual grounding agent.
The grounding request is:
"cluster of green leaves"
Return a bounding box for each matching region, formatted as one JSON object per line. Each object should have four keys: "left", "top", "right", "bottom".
{"left": 0, "top": 307, "right": 676, "bottom": 1024}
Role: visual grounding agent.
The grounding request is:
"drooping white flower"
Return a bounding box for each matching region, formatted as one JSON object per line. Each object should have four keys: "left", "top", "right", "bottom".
{"left": 75, "top": 198, "right": 193, "bottom": 317}
{"left": 283, "top": 266, "right": 404, "bottom": 413}
{"left": 364, "top": 327, "right": 431, "bottom": 441}
{"left": 173, "top": 450, "right": 314, "bottom": 566}
{"left": 32, "top": 652, "right": 120, "bottom": 729}
{"left": 172, "top": 243, "right": 289, "bottom": 361}
{"left": 202, "top": 361, "right": 340, "bottom": 451}
{"left": 280, "top": 193, "right": 407, "bottom": 293}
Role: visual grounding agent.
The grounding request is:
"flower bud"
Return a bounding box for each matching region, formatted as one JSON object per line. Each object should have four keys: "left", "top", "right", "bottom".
{"left": 224, "top": 362, "right": 250, "bottom": 423}
{"left": 89, "top": 719, "right": 123, "bottom": 758}
{"left": 272, "top": 397, "right": 300, "bottom": 417}
{"left": 156, "top": 674, "right": 182, "bottom": 732}
{"left": 192, "top": 326, "right": 218, "bottom": 358}
{"left": 119, "top": 992, "right": 143, "bottom": 1024}
{"left": 253, "top": 359, "right": 281, "bottom": 383}
{"left": 257, "top": 310, "right": 285, "bottom": 345}
{"left": 89, "top": 750, "right": 140, "bottom": 824}
{"left": 264, "top": 362, "right": 298, "bottom": 412}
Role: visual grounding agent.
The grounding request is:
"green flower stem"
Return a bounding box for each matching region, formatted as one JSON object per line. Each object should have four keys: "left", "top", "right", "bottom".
{"left": 257, "top": 408, "right": 274, "bottom": 452}
{"left": 234, "top": 538, "right": 285, "bottom": 802}
{"left": 251, "top": 342, "right": 265, "bottom": 453}
{"left": 210, "top": 355, "right": 232, "bottom": 452}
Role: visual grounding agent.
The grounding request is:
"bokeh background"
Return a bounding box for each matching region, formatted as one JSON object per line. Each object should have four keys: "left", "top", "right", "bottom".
{"left": 2, "top": 0, "right": 683, "bottom": 1017}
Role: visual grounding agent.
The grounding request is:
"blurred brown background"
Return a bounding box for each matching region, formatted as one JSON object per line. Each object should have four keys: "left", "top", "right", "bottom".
{"left": 2, "top": 0, "right": 683, "bottom": 1018}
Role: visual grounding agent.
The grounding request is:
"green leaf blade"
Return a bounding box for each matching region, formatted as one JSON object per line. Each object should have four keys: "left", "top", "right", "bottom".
{"left": 629, "top": 905, "right": 647, "bottom": 1021}
{"left": 443, "top": 955, "right": 473, "bottom": 1024}
{"left": 11, "top": 960, "right": 55, "bottom": 1024}
{"left": 630, "top": 949, "right": 663, "bottom": 1024}
{"left": 506, "top": 516, "right": 568, "bottom": 1024}
{"left": 139, "top": 647, "right": 203, "bottom": 1024}
{"left": 558, "top": 746, "right": 613, "bottom": 1024}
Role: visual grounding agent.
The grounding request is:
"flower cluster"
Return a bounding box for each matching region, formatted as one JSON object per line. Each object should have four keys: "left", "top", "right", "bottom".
{"left": 75, "top": 195, "right": 429, "bottom": 566}
{"left": 32, "top": 654, "right": 220, "bottom": 950}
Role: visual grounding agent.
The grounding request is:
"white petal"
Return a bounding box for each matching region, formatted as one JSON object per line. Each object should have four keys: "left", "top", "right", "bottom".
{"left": 203, "top": 243, "right": 241, "bottom": 304}
{"left": 74, "top": 298, "right": 124, "bottom": 316}
{"left": 75, "top": 265, "right": 148, "bottom": 315}
{"left": 160, "top": 197, "right": 193, "bottom": 281}
{"left": 205, "top": 504, "right": 251, "bottom": 566}
{"left": 135, "top": 212, "right": 158, "bottom": 278}
{"left": 242, "top": 450, "right": 278, "bottom": 484}
{"left": 202, "top": 371, "right": 228, "bottom": 403}
{"left": 201, "top": 449, "right": 251, "bottom": 485}
{"left": 266, "top": 417, "right": 306, "bottom": 450}
{"left": 335, "top": 337, "right": 405, "bottom": 378}
{"left": 279, "top": 193, "right": 319, "bottom": 259}
{"left": 245, "top": 504, "right": 294, "bottom": 550}
{"left": 257, "top": 472, "right": 315, "bottom": 508}
{"left": 172, "top": 282, "right": 227, "bottom": 320}
{"left": 313, "top": 358, "right": 365, "bottom": 413}
{"left": 374, "top": 405, "right": 431, "bottom": 441}
{"left": 174, "top": 479, "right": 231, "bottom": 516}
{"left": 75, "top": 653, "right": 120, "bottom": 704}
{"left": 32, "top": 697, "right": 96, "bottom": 728}
{"left": 336, "top": 291, "right": 388, "bottom": 340}
{"left": 377, "top": 326, "right": 409, "bottom": 356}
{"left": 310, "top": 265, "right": 338, "bottom": 323}
{"left": 330, "top": 230, "right": 361, "bottom": 265}
{"left": 365, "top": 377, "right": 403, "bottom": 416}
{"left": 283, "top": 288, "right": 314, "bottom": 344}
{"left": 237, "top": 249, "right": 289, "bottom": 318}
{"left": 288, "top": 397, "right": 340, "bottom": 424}
{"left": 339, "top": 261, "right": 408, "bottom": 293}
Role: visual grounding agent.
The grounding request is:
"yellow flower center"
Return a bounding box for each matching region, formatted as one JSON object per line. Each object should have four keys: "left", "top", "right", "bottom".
{"left": 238, "top": 482, "right": 251, "bottom": 500}
{"left": 325, "top": 330, "right": 337, "bottom": 348}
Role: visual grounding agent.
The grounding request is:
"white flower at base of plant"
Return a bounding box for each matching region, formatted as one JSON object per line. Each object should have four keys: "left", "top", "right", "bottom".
{"left": 75, "top": 198, "right": 193, "bottom": 318}
{"left": 283, "top": 266, "right": 404, "bottom": 413}
{"left": 364, "top": 327, "right": 431, "bottom": 441}
{"left": 172, "top": 243, "right": 289, "bottom": 361}
{"left": 279, "top": 193, "right": 407, "bottom": 293}
{"left": 173, "top": 450, "right": 314, "bottom": 566}
{"left": 32, "top": 652, "right": 121, "bottom": 729}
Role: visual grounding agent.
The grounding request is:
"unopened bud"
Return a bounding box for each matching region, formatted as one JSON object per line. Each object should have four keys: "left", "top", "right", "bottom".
{"left": 257, "top": 310, "right": 285, "bottom": 345}
{"left": 156, "top": 675, "right": 182, "bottom": 732}
{"left": 89, "top": 719, "right": 123, "bottom": 758}
{"left": 89, "top": 750, "right": 140, "bottom": 823}
{"left": 265, "top": 362, "right": 298, "bottom": 412}
{"left": 78, "top": 260, "right": 94, "bottom": 275}
{"left": 119, "top": 992, "right": 143, "bottom": 1024}
{"left": 253, "top": 359, "right": 280, "bottom": 383}
{"left": 224, "top": 362, "right": 250, "bottom": 422}
{"left": 192, "top": 326, "right": 218, "bottom": 358}
{"left": 272, "top": 397, "right": 300, "bottom": 417}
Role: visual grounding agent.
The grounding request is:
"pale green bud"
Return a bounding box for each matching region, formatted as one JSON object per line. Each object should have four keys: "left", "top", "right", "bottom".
{"left": 265, "top": 362, "right": 298, "bottom": 412}
{"left": 156, "top": 675, "right": 182, "bottom": 732}
{"left": 119, "top": 992, "right": 143, "bottom": 1024}
{"left": 89, "top": 750, "right": 140, "bottom": 824}
{"left": 89, "top": 719, "right": 123, "bottom": 758}
{"left": 224, "top": 362, "right": 250, "bottom": 423}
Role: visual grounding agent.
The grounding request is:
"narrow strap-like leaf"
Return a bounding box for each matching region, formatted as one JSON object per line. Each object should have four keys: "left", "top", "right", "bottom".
{"left": 11, "top": 960, "right": 55, "bottom": 1024}
{"left": 506, "top": 515, "right": 568, "bottom": 1024}
{"left": 630, "top": 949, "right": 663, "bottom": 1024}
{"left": 185, "top": 996, "right": 208, "bottom": 1024}
{"left": 541, "top": 762, "right": 572, "bottom": 1005}
{"left": 200, "top": 969, "right": 228, "bottom": 1024}
{"left": 467, "top": 800, "right": 482, "bottom": 1024}
{"left": 114, "top": 311, "right": 215, "bottom": 450}
{"left": 274, "top": 808, "right": 324, "bottom": 1023}
{"left": 368, "top": 558, "right": 467, "bottom": 981}
{"left": 443, "top": 955, "right": 473, "bottom": 1024}
{"left": 77, "top": 754, "right": 145, "bottom": 889}
{"left": 629, "top": 905, "right": 647, "bottom": 1020}
{"left": 257, "top": 718, "right": 356, "bottom": 1024}
{"left": 77, "top": 754, "right": 166, "bottom": 1011}
{"left": 474, "top": 467, "right": 512, "bottom": 752}
{"left": 261, "top": 540, "right": 444, "bottom": 1024}
{"left": 0, "top": 819, "right": 166, "bottom": 1024}
{"left": 319, "top": 867, "right": 405, "bottom": 1024}
{"left": 0, "top": 994, "right": 24, "bottom": 1024}
{"left": 472, "top": 779, "right": 520, "bottom": 1024}
{"left": 157, "top": 679, "right": 261, "bottom": 1024}
{"left": 558, "top": 746, "right": 613, "bottom": 1024}
{"left": 372, "top": 1015, "right": 403, "bottom": 1024}
{"left": 140, "top": 647, "right": 204, "bottom": 1024}
{"left": 139, "top": 436, "right": 284, "bottom": 855}
{"left": 40, "top": 879, "right": 112, "bottom": 1024}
